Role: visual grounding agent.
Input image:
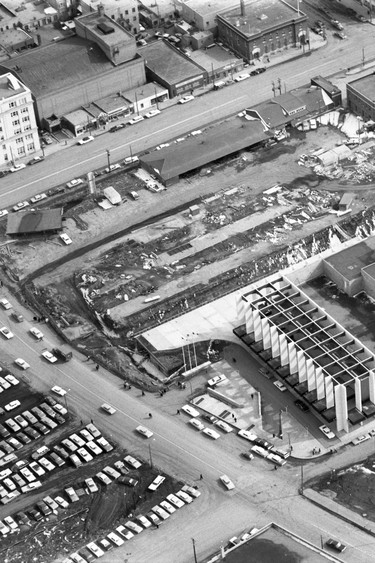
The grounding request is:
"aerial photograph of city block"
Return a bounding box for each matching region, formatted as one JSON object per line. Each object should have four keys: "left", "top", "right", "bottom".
{"left": 0, "top": 0, "right": 375, "bottom": 561}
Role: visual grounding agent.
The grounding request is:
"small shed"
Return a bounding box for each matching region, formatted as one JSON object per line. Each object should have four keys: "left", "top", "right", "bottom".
{"left": 103, "top": 186, "right": 121, "bottom": 205}
{"left": 339, "top": 193, "right": 353, "bottom": 212}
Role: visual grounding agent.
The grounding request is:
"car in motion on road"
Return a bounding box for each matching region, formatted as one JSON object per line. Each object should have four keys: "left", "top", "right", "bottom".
{"left": 14, "top": 358, "right": 30, "bottom": 370}
{"left": 136, "top": 425, "right": 153, "bottom": 438}
{"left": 51, "top": 386, "right": 67, "bottom": 397}
{"left": 220, "top": 474, "right": 235, "bottom": 490}
{"left": 178, "top": 95, "right": 194, "bottom": 104}
{"left": 319, "top": 425, "right": 335, "bottom": 440}
{"left": 29, "top": 327, "right": 43, "bottom": 340}
{"left": 66, "top": 178, "right": 83, "bottom": 189}
{"left": 0, "top": 326, "right": 14, "bottom": 339}
{"left": 0, "top": 297, "right": 12, "bottom": 309}
{"left": 42, "top": 351, "right": 57, "bottom": 363}
{"left": 77, "top": 135, "right": 94, "bottom": 145}
{"left": 101, "top": 403, "right": 116, "bottom": 415}
{"left": 325, "top": 538, "right": 346, "bottom": 552}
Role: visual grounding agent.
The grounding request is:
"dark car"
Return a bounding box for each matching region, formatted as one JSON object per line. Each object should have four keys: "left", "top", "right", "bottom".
{"left": 295, "top": 400, "right": 309, "bottom": 412}
{"left": 36, "top": 501, "right": 52, "bottom": 517}
{"left": 256, "top": 67, "right": 266, "bottom": 74}
{"left": 49, "top": 452, "right": 65, "bottom": 467}
{"left": 54, "top": 413, "right": 66, "bottom": 425}
{"left": 24, "top": 427, "right": 41, "bottom": 440}
{"left": 16, "top": 511, "right": 31, "bottom": 526}
{"left": 0, "top": 425, "right": 10, "bottom": 438}
{"left": 17, "top": 432, "right": 31, "bottom": 445}
{"left": 326, "top": 539, "right": 346, "bottom": 552}
{"left": 79, "top": 548, "right": 96, "bottom": 562}
{"left": 109, "top": 124, "right": 125, "bottom": 133}
{"left": 44, "top": 395, "right": 57, "bottom": 407}
{"left": 27, "top": 156, "right": 45, "bottom": 165}
{"left": 241, "top": 451, "right": 254, "bottom": 460}
{"left": 53, "top": 445, "right": 69, "bottom": 459}
{"left": 253, "top": 437, "right": 273, "bottom": 450}
{"left": 33, "top": 422, "right": 49, "bottom": 435}
{"left": 118, "top": 475, "right": 138, "bottom": 487}
{"left": 28, "top": 508, "right": 43, "bottom": 522}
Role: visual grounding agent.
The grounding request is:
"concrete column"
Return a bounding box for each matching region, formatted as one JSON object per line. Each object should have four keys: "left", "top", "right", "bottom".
{"left": 297, "top": 350, "right": 307, "bottom": 382}
{"left": 355, "top": 378, "right": 362, "bottom": 412}
{"left": 335, "top": 384, "right": 348, "bottom": 432}
{"left": 288, "top": 342, "right": 298, "bottom": 374}
{"left": 270, "top": 325, "right": 280, "bottom": 358}
{"left": 315, "top": 367, "right": 325, "bottom": 400}
{"left": 325, "top": 376, "right": 334, "bottom": 409}
{"left": 306, "top": 359, "right": 316, "bottom": 391}
{"left": 262, "top": 318, "right": 271, "bottom": 350}
{"left": 279, "top": 333, "right": 289, "bottom": 367}
{"left": 369, "top": 370, "right": 375, "bottom": 404}
{"left": 253, "top": 309, "right": 263, "bottom": 342}
{"left": 236, "top": 293, "right": 245, "bottom": 324}
{"left": 245, "top": 304, "right": 254, "bottom": 335}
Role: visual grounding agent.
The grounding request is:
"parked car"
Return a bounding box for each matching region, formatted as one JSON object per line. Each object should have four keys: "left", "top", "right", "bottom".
{"left": 107, "top": 532, "right": 124, "bottom": 546}
{"left": 10, "top": 163, "right": 26, "bottom": 173}
{"left": 30, "top": 193, "right": 47, "bottom": 204}
{"left": 145, "top": 109, "right": 161, "bottom": 118}
{"left": 267, "top": 452, "right": 286, "bottom": 466}
{"left": 60, "top": 233, "right": 72, "bottom": 245}
{"left": 148, "top": 475, "right": 165, "bottom": 491}
{"left": 27, "top": 156, "right": 44, "bottom": 166}
{"left": 295, "top": 400, "right": 309, "bottom": 412}
{"left": 118, "top": 475, "right": 138, "bottom": 487}
{"left": 181, "top": 405, "right": 200, "bottom": 418}
{"left": 178, "top": 95, "right": 194, "bottom": 104}
{"left": 202, "top": 428, "right": 220, "bottom": 440}
{"left": 5, "top": 400, "right": 21, "bottom": 412}
{"left": 160, "top": 500, "right": 176, "bottom": 514}
{"left": 85, "top": 477, "right": 98, "bottom": 493}
{"left": 166, "top": 493, "right": 185, "bottom": 508}
{"left": 124, "top": 521, "right": 143, "bottom": 534}
{"left": 13, "top": 201, "right": 29, "bottom": 212}
{"left": 175, "top": 490, "right": 193, "bottom": 503}
{"left": 238, "top": 429, "right": 258, "bottom": 442}
{"left": 273, "top": 380, "right": 287, "bottom": 392}
{"left": 77, "top": 135, "right": 94, "bottom": 145}
{"left": 253, "top": 438, "right": 273, "bottom": 450}
{"left": 66, "top": 178, "right": 83, "bottom": 189}
{"left": 124, "top": 455, "right": 141, "bottom": 469}
{"left": 234, "top": 74, "right": 249, "bottom": 82}
{"left": 189, "top": 418, "right": 205, "bottom": 431}
{"left": 319, "top": 425, "right": 335, "bottom": 440}
{"left": 128, "top": 115, "right": 144, "bottom": 125}
{"left": 326, "top": 538, "right": 346, "bottom": 552}
{"left": 116, "top": 524, "right": 134, "bottom": 540}
{"left": 251, "top": 445, "right": 269, "bottom": 458}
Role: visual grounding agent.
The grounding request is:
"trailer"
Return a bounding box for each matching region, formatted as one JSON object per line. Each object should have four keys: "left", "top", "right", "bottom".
{"left": 103, "top": 186, "right": 122, "bottom": 205}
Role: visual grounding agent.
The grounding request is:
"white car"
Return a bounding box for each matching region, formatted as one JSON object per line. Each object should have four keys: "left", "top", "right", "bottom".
{"left": 152, "top": 505, "right": 169, "bottom": 520}
{"left": 0, "top": 210, "right": 8, "bottom": 218}
{"left": 66, "top": 178, "right": 83, "bottom": 189}
{"left": 123, "top": 156, "right": 139, "bottom": 165}
{"left": 4, "top": 374, "right": 19, "bottom": 386}
{"left": 238, "top": 429, "right": 258, "bottom": 442}
{"left": 54, "top": 496, "right": 69, "bottom": 509}
{"left": 0, "top": 298, "right": 12, "bottom": 309}
{"left": 51, "top": 385, "right": 67, "bottom": 396}
{"left": 207, "top": 374, "right": 227, "bottom": 386}
{"left": 29, "top": 461, "right": 45, "bottom": 477}
{"left": 96, "top": 472, "right": 112, "bottom": 486}
{"left": 86, "top": 542, "right": 104, "bottom": 558}
{"left": 107, "top": 531, "right": 124, "bottom": 546}
{"left": 181, "top": 484, "right": 201, "bottom": 498}
{"left": 116, "top": 525, "right": 134, "bottom": 540}
{"left": 13, "top": 201, "right": 29, "bottom": 212}
{"left": 4, "top": 516, "right": 18, "bottom": 531}
{"left": 214, "top": 420, "right": 233, "bottom": 433}
{"left": 128, "top": 115, "right": 144, "bottom": 125}
{"left": 39, "top": 457, "right": 55, "bottom": 472}
{"left": 145, "top": 109, "right": 161, "bottom": 118}
{"left": 20, "top": 467, "right": 36, "bottom": 483}
{"left": 189, "top": 418, "right": 205, "bottom": 431}
{"left": 86, "top": 441, "right": 102, "bottom": 456}
{"left": 136, "top": 425, "right": 153, "bottom": 438}
{"left": 136, "top": 515, "right": 152, "bottom": 528}
{"left": 124, "top": 455, "right": 141, "bottom": 469}
{"left": 175, "top": 490, "right": 193, "bottom": 504}
{"left": 103, "top": 466, "right": 121, "bottom": 479}
{"left": 42, "top": 351, "right": 57, "bottom": 363}
{"left": 0, "top": 376, "right": 11, "bottom": 389}
{"left": 30, "top": 193, "right": 47, "bottom": 204}
{"left": 77, "top": 135, "right": 94, "bottom": 145}
{"left": 220, "top": 474, "right": 235, "bottom": 490}
{"left": 101, "top": 403, "right": 116, "bottom": 415}
{"left": 234, "top": 74, "right": 249, "bottom": 82}
{"left": 181, "top": 405, "right": 200, "bottom": 418}
{"left": 80, "top": 429, "right": 93, "bottom": 442}
{"left": 29, "top": 327, "right": 43, "bottom": 340}
{"left": 319, "top": 425, "right": 336, "bottom": 440}
{"left": 53, "top": 404, "right": 68, "bottom": 416}
{"left": 267, "top": 452, "right": 286, "bottom": 466}
{"left": 77, "top": 447, "right": 93, "bottom": 463}
{"left": 96, "top": 436, "right": 113, "bottom": 452}
{"left": 0, "top": 326, "right": 14, "bottom": 339}
{"left": 43, "top": 496, "right": 59, "bottom": 511}
{"left": 273, "top": 380, "right": 287, "bottom": 392}
{"left": 9, "top": 163, "right": 26, "bottom": 173}
{"left": 105, "top": 163, "right": 121, "bottom": 173}
{"left": 60, "top": 233, "right": 72, "bottom": 245}
{"left": 70, "top": 433, "right": 85, "bottom": 447}
{"left": 178, "top": 95, "right": 194, "bottom": 104}
{"left": 251, "top": 445, "right": 269, "bottom": 458}
{"left": 148, "top": 475, "right": 165, "bottom": 491}
{"left": 130, "top": 190, "right": 139, "bottom": 200}
{"left": 65, "top": 487, "right": 79, "bottom": 502}
{"left": 85, "top": 477, "right": 98, "bottom": 493}
{"left": 4, "top": 400, "right": 21, "bottom": 411}
{"left": 15, "top": 358, "right": 30, "bottom": 370}
{"left": 166, "top": 493, "right": 185, "bottom": 508}
{"left": 160, "top": 500, "right": 176, "bottom": 514}
{"left": 203, "top": 428, "right": 221, "bottom": 440}
{"left": 125, "top": 521, "right": 143, "bottom": 534}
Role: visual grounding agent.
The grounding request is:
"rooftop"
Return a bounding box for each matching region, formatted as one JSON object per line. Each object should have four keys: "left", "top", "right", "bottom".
{"left": 0, "top": 27, "right": 33, "bottom": 49}
{"left": 93, "top": 93, "right": 129, "bottom": 114}
{"left": 0, "top": 73, "right": 27, "bottom": 100}
{"left": 324, "top": 240, "right": 375, "bottom": 281}
{"left": 182, "top": 0, "right": 238, "bottom": 16}
{"left": 62, "top": 108, "right": 93, "bottom": 126}
{"left": 0, "top": 37, "right": 115, "bottom": 99}
{"left": 141, "top": 118, "right": 269, "bottom": 181}
{"left": 139, "top": 41, "right": 204, "bottom": 84}
{"left": 123, "top": 82, "right": 168, "bottom": 103}
{"left": 188, "top": 44, "right": 239, "bottom": 73}
{"left": 219, "top": 0, "right": 305, "bottom": 37}
{"left": 0, "top": 0, "right": 51, "bottom": 27}
{"left": 77, "top": 11, "right": 134, "bottom": 46}
{"left": 348, "top": 72, "right": 375, "bottom": 103}
{"left": 6, "top": 209, "right": 63, "bottom": 235}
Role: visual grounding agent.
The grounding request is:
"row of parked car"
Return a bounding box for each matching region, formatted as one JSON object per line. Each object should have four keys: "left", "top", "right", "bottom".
{"left": 238, "top": 429, "right": 289, "bottom": 466}
{"left": 65, "top": 484, "right": 201, "bottom": 563}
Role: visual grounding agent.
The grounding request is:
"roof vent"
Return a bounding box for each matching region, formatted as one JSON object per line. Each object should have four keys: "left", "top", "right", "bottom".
{"left": 97, "top": 22, "right": 115, "bottom": 34}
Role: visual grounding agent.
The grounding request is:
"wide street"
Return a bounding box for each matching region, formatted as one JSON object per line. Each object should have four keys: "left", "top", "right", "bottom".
{"left": 0, "top": 21, "right": 375, "bottom": 208}
{"left": 1, "top": 301, "right": 375, "bottom": 562}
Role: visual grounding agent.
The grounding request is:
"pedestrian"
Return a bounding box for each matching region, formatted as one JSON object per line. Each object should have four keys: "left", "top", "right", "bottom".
{"left": 86, "top": 356, "right": 91, "bottom": 362}
{"left": 128, "top": 385, "right": 132, "bottom": 390}
{"left": 274, "top": 465, "right": 277, "bottom": 470}
{"left": 200, "top": 474, "right": 203, "bottom": 480}
{"left": 80, "top": 419, "right": 83, "bottom": 425}
{"left": 177, "top": 409, "right": 180, "bottom": 415}
{"left": 142, "top": 391, "right": 145, "bottom": 396}
{"left": 91, "top": 419, "right": 93, "bottom": 424}
{"left": 95, "top": 364, "right": 99, "bottom": 371}
{"left": 251, "top": 393, "right": 254, "bottom": 399}
{"left": 234, "top": 417, "right": 237, "bottom": 423}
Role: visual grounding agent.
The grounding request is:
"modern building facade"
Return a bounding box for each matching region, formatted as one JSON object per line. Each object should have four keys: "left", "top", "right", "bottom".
{"left": 234, "top": 273, "right": 375, "bottom": 433}
{"left": 0, "top": 73, "right": 40, "bottom": 165}
{"left": 217, "top": 0, "right": 308, "bottom": 62}
{"left": 347, "top": 72, "right": 375, "bottom": 122}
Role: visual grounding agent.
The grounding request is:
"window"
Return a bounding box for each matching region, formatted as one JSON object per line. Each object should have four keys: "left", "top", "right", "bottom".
{"left": 21, "top": 97, "right": 27, "bottom": 104}
{"left": 21, "top": 108, "right": 28, "bottom": 114}
{"left": 24, "top": 125, "right": 31, "bottom": 131}
{"left": 12, "top": 120, "right": 20, "bottom": 126}
{"left": 17, "top": 147, "right": 25, "bottom": 155}
{"left": 132, "top": 7, "right": 135, "bottom": 12}
{"left": 133, "top": 16, "right": 136, "bottom": 21}
{"left": 14, "top": 128, "right": 21, "bottom": 135}
{"left": 27, "top": 143, "right": 34, "bottom": 151}
{"left": 11, "top": 111, "right": 18, "bottom": 117}
{"left": 2, "top": 144, "right": 6, "bottom": 150}
{"left": 9, "top": 102, "right": 16, "bottom": 108}
{"left": 25, "top": 133, "right": 33, "bottom": 140}
{"left": 16, "top": 138, "right": 23, "bottom": 144}
{"left": 125, "top": 9, "right": 128, "bottom": 15}
{"left": 22, "top": 116, "right": 30, "bottom": 122}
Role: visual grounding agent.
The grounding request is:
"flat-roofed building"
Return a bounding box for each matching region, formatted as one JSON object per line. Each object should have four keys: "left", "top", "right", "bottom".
{"left": 347, "top": 72, "right": 375, "bottom": 122}
{"left": 6, "top": 208, "right": 63, "bottom": 236}
{"left": 80, "top": 0, "right": 139, "bottom": 34}
{"left": 217, "top": 0, "right": 308, "bottom": 62}
{"left": 178, "top": 0, "right": 238, "bottom": 32}
{"left": 0, "top": 73, "right": 40, "bottom": 165}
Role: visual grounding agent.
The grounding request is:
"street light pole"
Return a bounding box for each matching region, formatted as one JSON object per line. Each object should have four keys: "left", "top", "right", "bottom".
{"left": 192, "top": 538, "right": 198, "bottom": 563}
{"left": 148, "top": 443, "right": 153, "bottom": 468}
{"left": 106, "top": 149, "right": 111, "bottom": 169}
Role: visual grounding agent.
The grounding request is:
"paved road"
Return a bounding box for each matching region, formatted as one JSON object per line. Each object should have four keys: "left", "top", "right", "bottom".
{"left": 1, "top": 23, "right": 374, "bottom": 208}
{"left": 1, "top": 304, "right": 375, "bottom": 562}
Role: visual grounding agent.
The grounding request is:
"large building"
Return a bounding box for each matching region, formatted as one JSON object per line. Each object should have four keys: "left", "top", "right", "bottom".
{"left": 0, "top": 7, "right": 146, "bottom": 129}
{"left": 80, "top": 0, "right": 139, "bottom": 34}
{"left": 217, "top": 0, "right": 308, "bottom": 62}
{"left": 177, "top": 0, "right": 237, "bottom": 32}
{"left": 347, "top": 72, "right": 375, "bottom": 122}
{"left": 0, "top": 73, "right": 40, "bottom": 165}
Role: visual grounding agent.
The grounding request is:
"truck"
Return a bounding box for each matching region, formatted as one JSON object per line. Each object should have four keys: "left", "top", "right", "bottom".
{"left": 52, "top": 348, "right": 72, "bottom": 362}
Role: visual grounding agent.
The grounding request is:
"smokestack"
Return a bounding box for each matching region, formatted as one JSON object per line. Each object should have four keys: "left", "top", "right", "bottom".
{"left": 98, "top": 3, "right": 105, "bottom": 17}
{"left": 240, "top": 0, "right": 245, "bottom": 17}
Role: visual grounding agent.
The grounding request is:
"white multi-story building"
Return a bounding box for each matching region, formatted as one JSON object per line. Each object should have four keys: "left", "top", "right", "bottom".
{"left": 0, "top": 73, "right": 40, "bottom": 166}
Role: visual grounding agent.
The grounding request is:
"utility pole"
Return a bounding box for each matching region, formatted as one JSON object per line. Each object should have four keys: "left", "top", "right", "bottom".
{"left": 272, "top": 81, "right": 276, "bottom": 97}
{"left": 300, "top": 464, "right": 304, "bottom": 493}
{"left": 148, "top": 443, "right": 153, "bottom": 468}
{"left": 192, "top": 538, "right": 198, "bottom": 563}
{"left": 362, "top": 47, "right": 365, "bottom": 67}
{"left": 278, "top": 77, "right": 282, "bottom": 95}
{"left": 106, "top": 149, "right": 111, "bottom": 169}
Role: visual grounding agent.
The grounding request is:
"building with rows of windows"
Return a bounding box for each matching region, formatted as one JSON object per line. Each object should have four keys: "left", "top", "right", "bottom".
{"left": 0, "top": 73, "right": 40, "bottom": 165}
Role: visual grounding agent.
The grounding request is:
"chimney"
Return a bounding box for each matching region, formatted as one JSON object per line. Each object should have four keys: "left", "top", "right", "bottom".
{"left": 98, "top": 3, "right": 105, "bottom": 17}
{"left": 240, "top": 0, "right": 245, "bottom": 17}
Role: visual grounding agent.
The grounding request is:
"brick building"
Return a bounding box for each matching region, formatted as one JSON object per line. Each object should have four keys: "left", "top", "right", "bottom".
{"left": 347, "top": 72, "right": 375, "bottom": 122}
{"left": 217, "top": 0, "right": 308, "bottom": 62}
